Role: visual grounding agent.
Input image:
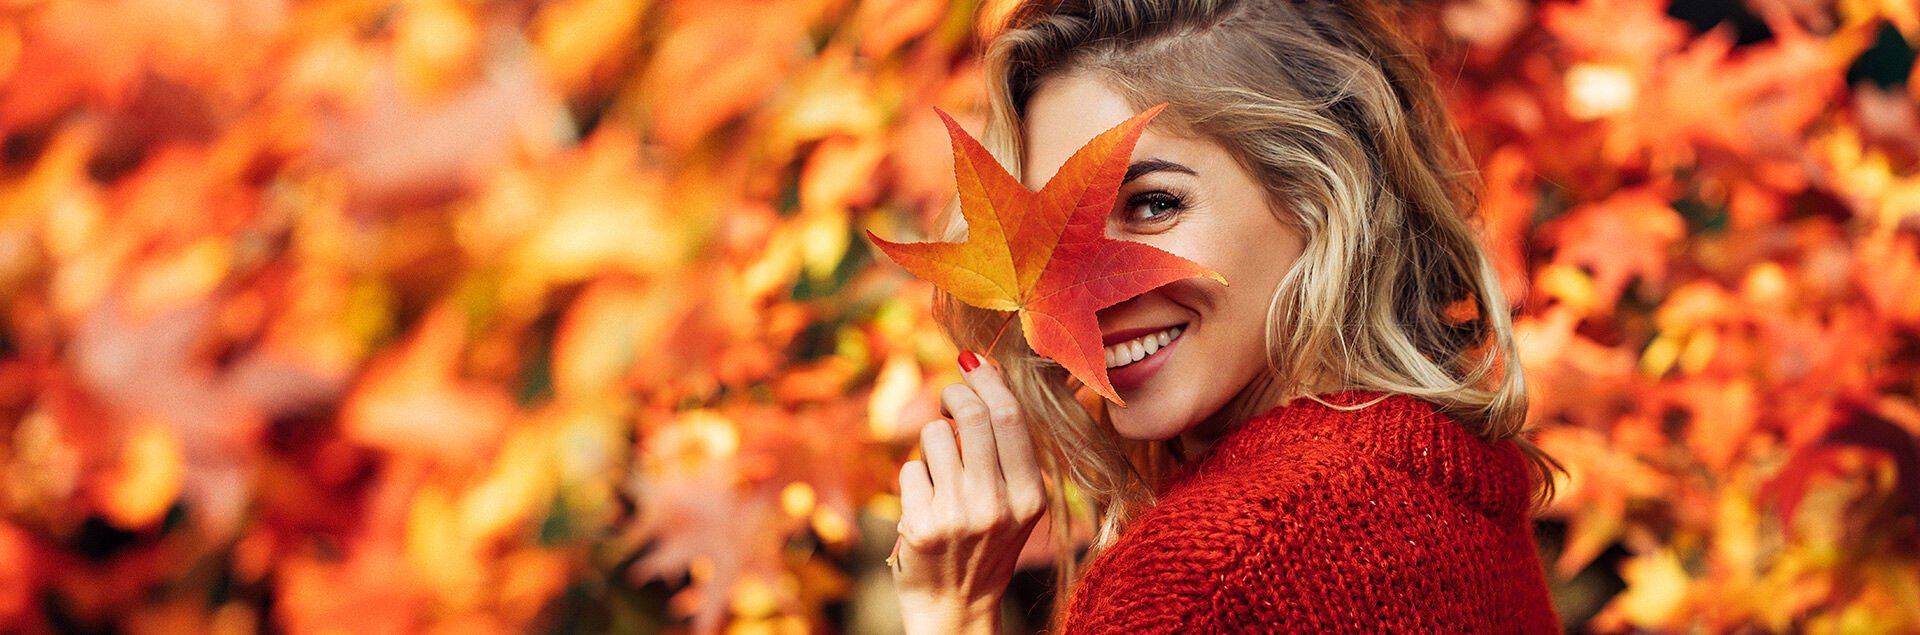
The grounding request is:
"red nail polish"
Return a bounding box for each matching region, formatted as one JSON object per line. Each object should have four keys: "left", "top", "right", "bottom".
{"left": 958, "top": 351, "right": 981, "bottom": 372}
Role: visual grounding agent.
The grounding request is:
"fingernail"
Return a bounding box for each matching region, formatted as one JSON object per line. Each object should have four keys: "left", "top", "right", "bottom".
{"left": 958, "top": 351, "right": 981, "bottom": 373}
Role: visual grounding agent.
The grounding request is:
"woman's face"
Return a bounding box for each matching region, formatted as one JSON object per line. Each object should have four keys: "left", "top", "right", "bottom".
{"left": 1022, "top": 74, "right": 1308, "bottom": 444}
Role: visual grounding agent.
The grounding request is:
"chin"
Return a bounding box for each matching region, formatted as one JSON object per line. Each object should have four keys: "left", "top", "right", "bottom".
{"left": 1105, "top": 400, "right": 1194, "bottom": 442}
{"left": 1102, "top": 348, "right": 1220, "bottom": 442}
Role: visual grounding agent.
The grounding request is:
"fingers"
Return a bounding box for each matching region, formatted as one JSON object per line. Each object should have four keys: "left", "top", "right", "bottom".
{"left": 897, "top": 460, "right": 933, "bottom": 545}
{"left": 957, "top": 355, "right": 1042, "bottom": 489}
{"left": 898, "top": 459, "right": 933, "bottom": 512}
{"left": 941, "top": 383, "right": 1000, "bottom": 487}
{"left": 900, "top": 352, "right": 1047, "bottom": 563}
{"left": 957, "top": 353, "right": 1046, "bottom": 524}
{"left": 918, "top": 419, "right": 961, "bottom": 495}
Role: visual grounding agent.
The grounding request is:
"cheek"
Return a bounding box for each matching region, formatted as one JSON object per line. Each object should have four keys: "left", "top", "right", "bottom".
{"left": 1197, "top": 231, "right": 1301, "bottom": 319}
{"left": 1168, "top": 204, "right": 1302, "bottom": 294}
{"left": 1190, "top": 219, "right": 1303, "bottom": 367}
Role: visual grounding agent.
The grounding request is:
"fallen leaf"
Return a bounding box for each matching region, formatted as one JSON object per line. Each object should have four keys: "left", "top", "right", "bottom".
{"left": 867, "top": 106, "right": 1224, "bottom": 404}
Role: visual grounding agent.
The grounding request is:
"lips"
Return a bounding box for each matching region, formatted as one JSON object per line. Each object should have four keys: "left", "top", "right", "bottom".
{"left": 1104, "top": 323, "right": 1185, "bottom": 393}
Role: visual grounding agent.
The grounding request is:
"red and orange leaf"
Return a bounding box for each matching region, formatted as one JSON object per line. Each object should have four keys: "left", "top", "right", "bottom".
{"left": 867, "top": 105, "right": 1224, "bottom": 405}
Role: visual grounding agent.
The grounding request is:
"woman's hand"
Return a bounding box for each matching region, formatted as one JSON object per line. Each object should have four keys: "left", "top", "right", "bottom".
{"left": 892, "top": 351, "right": 1047, "bottom": 635}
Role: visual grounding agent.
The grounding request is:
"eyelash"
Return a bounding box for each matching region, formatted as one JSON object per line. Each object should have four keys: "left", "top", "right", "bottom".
{"left": 1121, "top": 191, "right": 1186, "bottom": 226}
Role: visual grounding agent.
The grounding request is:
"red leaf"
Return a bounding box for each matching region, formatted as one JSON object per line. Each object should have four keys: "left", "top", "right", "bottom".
{"left": 867, "top": 106, "right": 1224, "bottom": 405}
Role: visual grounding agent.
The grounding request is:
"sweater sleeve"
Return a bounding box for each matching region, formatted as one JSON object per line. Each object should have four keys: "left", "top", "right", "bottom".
{"left": 1059, "top": 483, "right": 1271, "bottom": 632}
{"left": 1062, "top": 447, "right": 1368, "bottom": 633}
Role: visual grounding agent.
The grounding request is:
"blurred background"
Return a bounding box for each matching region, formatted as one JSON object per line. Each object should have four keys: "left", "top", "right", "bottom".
{"left": 0, "top": 0, "right": 1917, "bottom": 632}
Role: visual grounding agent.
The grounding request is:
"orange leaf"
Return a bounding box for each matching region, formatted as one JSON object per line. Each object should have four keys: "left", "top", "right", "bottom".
{"left": 1546, "top": 188, "right": 1684, "bottom": 314}
{"left": 867, "top": 106, "right": 1224, "bottom": 405}
{"left": 342, "top": 305, "right": 510, "bottom": 462}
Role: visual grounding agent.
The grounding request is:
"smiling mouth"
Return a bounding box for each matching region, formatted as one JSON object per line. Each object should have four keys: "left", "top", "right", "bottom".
{"left": 1103, "top": 325, "right": 1185, "bottom": 369}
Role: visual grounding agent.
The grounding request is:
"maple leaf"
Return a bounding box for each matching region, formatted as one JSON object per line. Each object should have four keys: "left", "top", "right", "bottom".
{"left": 867, "top": 106, "right": 1224, "bottom": 405}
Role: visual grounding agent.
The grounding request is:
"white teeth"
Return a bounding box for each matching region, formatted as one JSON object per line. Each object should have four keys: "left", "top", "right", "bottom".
{"left": 1103, "top": 326, "right": 1184, "bottom": 369}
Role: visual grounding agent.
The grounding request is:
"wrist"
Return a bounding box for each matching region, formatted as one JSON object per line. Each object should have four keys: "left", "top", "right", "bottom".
{"left": 898, "top": 593, "right": 999, "bottom": 635}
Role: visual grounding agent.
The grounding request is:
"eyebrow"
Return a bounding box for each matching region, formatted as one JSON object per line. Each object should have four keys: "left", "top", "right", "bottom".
{"left": 1123, "top": 159, "right": 1198, "bottom": 184}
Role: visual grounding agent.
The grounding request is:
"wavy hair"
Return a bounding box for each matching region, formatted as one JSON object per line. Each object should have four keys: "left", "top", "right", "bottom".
{"left": 931, "top": 0, "right": 1560, "bottom": 606}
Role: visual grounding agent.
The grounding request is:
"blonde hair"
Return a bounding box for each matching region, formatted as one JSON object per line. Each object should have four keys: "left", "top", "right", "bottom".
{"left": 932, "top": 0, "right": 1559, "bottom": 604}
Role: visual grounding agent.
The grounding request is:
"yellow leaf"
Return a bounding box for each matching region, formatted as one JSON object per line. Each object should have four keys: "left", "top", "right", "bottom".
{"left": 1537, "top": 263, "right": 1598, "bottom": 316}
{"left": 1613, "top": 548, "right": 1692, "bottom": 628}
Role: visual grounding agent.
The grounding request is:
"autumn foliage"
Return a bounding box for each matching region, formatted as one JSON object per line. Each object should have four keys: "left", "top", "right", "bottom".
{"left": 0, "top": 0, "right": 1915, "bottom": 633}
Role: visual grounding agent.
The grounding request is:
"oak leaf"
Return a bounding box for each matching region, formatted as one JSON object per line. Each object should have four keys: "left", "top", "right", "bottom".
{"left": 868, "top": 106, "right": 1224, "bottom": 405}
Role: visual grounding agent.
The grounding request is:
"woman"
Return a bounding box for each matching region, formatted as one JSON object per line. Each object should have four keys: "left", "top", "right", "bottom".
{"left": 889, "top": 0, "right": 1562, "bottom": 631}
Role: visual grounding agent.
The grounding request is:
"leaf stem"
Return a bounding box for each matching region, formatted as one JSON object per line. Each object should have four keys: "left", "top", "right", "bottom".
{"left": 984, "top": 311, "right": 1017, "bottom": 354}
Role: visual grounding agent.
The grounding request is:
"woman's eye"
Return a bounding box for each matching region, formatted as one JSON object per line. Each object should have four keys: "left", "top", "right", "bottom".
{"left": 1123, "top": 192, "right": 1184, "bottom": 224}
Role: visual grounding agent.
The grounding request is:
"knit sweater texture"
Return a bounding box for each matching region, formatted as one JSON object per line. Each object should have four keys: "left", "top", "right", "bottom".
{"left": 1061, "top": 392, "right": 1561, "bottom": 632}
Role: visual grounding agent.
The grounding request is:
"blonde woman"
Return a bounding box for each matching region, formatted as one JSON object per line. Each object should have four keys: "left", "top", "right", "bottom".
{"left": 889, "top": 0, "right": 1562, "bottom": 631}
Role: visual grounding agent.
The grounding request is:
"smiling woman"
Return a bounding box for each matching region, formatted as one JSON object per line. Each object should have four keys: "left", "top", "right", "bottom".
{"left": 889, "top": 0, "right": 1562, "bottom": 632}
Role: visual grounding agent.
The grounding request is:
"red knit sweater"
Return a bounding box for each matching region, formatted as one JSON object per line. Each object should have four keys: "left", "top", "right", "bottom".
{"left": 1061, "top": 392, "right": 1561, "bottom": 632}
